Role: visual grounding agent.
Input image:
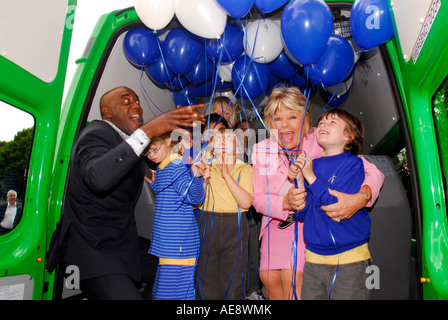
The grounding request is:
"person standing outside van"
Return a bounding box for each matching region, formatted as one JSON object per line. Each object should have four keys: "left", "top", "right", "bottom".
{"left": 0, "top": 190, "right": 21, "bottom": 234}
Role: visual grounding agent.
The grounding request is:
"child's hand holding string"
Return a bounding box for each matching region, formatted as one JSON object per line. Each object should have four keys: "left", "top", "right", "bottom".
{"left": 288, "top": 152, "right": 305, "bottom": 181}
{"left": 190, "top": 156, "right": 209, "bottom": 178}
{"left": 296, "top": 152, "right": 316, "bottom": 185}
{"left": 288, "top": 162, "right": 302, "bottom": 181}
{"left": 144, "top": 169, "right": 156, "bottom": 184}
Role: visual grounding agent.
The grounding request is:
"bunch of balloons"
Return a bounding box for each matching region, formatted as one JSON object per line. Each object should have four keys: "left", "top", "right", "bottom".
{"left": 124, "top": 0, "right": 394, "bottom": 107}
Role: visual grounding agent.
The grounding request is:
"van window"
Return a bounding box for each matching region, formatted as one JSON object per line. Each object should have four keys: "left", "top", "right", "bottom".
{"left": 0, "top": 101, "right": 34, "bottom": 235}
{"left": 0, "top": 0, "right": 71, "bottom": 82}
{"left": 432, "top": 78, "right": 448, "bottom": 204}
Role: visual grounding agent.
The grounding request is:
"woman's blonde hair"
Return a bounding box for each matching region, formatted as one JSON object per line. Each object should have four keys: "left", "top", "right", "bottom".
{"left": 263, "top": 86, "right": 312, "bottom": 135}
{"left": 209, "top": 96, "right": 237, "bottom": 126}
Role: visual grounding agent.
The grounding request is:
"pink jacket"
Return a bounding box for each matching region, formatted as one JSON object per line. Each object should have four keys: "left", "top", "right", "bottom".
{"left": 251, "top": 130, "right": 385, "bottom": 240}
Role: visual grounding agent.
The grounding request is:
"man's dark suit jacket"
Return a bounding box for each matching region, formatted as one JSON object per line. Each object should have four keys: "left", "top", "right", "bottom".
{"left": 0, "top": 203, "right": 22, "bottom": 234}
{"left": 47, "top": 120, "right": 146, "bottom": 282}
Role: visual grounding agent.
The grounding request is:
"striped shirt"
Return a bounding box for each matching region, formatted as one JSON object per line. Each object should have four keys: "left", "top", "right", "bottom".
{"left": 149, "top": 155, "right": 205, "bottom": 259}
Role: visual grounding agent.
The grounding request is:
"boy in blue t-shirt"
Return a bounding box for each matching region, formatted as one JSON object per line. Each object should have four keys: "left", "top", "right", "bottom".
{"left": 290, "top": 108, "right": 372, "bottom": 300}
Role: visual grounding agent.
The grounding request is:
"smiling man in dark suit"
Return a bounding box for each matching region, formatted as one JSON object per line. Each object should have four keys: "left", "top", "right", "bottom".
{"left": 47, "top": 86, "right": 204, "bottom": 300}
{"left": 0, "top": 190, "right": 22, "bottom": 235}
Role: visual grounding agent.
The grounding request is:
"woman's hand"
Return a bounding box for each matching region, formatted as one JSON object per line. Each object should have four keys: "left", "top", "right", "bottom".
{"left": 283, "top": 186, "right": 306, "bottom": 212}
{"left": 321, "top": 188, "right": 370, "bottom": 222}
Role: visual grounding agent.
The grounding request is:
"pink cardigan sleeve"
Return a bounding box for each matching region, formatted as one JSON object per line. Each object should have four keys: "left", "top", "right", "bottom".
{"left": 251, "top": 139, "right": 290, "bottom": 221}
{"left": 303, "top": 129, "right": 385, "bottom": 206}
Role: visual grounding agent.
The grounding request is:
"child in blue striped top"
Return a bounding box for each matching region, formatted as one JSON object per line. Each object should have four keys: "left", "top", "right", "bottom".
{"left": 146, "top": 133, "right": 210, "bottom": 300}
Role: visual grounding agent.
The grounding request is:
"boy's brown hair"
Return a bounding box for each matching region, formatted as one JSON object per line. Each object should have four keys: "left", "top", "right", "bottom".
{"left": 318, "top": 108, "right": 364, "bottom": 154}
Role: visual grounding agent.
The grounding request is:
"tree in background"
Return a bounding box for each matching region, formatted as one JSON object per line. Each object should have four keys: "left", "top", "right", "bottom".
{"left": 0, "top": 127, "right": 33, "bottom": 202}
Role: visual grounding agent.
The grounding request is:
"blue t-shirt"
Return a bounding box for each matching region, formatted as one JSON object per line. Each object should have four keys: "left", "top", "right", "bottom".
{"left": 298, "top": 152, "right": 371, "bottom": 255}
{"left": 149, "top": 158, "right": 205, "bottom": 259}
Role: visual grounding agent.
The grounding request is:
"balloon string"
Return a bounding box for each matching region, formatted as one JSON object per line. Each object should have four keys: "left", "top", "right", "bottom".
{"left": 327, "top": 224, "right": 339, "bottom": 300}
{"left": 222, "top": 172, "right": 245, "bottom": 300}
{"left": 325, "top": 157, "right": 350, "bottom": 299}
{"left": 356, "top": 48, "right": 376, "bottom": 55}
{"left": 154, "top": 33, "right": 174, "bottom": 91}
{"left": 196, "top": 179, "right": 214, "bottom": 300}
{"left": 309, "top": 64, "right": 357, "bottom": 131}
{"left": 138, "top": 64, "right": 164, "bottom": 115}
{"left": 154, "top": 31, "right": 195, "bottom": 106}
{"left": 247, "top": 15, "right": 270, "bottom": 98}
{"left": 270, "top": 83, "right": 313, "bottom": 299}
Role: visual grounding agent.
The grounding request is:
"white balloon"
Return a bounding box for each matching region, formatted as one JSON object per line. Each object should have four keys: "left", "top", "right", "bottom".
{"left": 174, "top": 0, "right": 227, "bottom": 39}
{"left": 282, "top": 36, "right": 303, "bottom": 67}
{"left": 244, "top": 19, "right": 283, "bottom": 63}
{"left": 218, "top": 62, "right": 234, "bottom": 82}
{"left": 349, "top": 38, "right": 361, "bottom": 64}
{"left": 327, "top": 74, "right": 353, "bottom": 97}
{"left": 135, "top": 0, "right": 175, "bottom": 31}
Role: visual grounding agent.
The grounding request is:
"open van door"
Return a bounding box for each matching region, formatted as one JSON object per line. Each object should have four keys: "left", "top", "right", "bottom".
{"left": 390, "top": 0, "right": 448, "bottom": 299}
{"left": 0, "top": 0, "right": 76, "bottom": 299}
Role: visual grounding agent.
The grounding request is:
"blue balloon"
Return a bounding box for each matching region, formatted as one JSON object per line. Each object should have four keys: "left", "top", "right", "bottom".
{"left": 320, "top": 86, "right": 351, "bottom": 107}
{"left": 123, "top": 26, "right": 160, "bottom": 67}
{"left": 170, "top": 76, "right": 188, "bottom": 91}
{"left": 281, "top": 0, "right": 333, "bottom": 65}
{"left": 232, "top": 55, "right": 271, "bottom": 100}
{"left": 255, "top": 0, "right": 289, "bottom": 13}
{"left": 350, "top": 0, "right": 394, "bottom": 49}
{"left": 173, "top": 86, "right": 199, "bottom": 106}
{"left": 162, "top": 28, "right": 203, "bottom": 75}
{"left": 268, "top": 74, "right": 280, "bottom": 89}
{"left": 215, "top": 0, "right": 255, "bottom": 19}
{"left": 301, "top": 85, "right": 318, "bottom": 100}
{"left": 303, "top": 65, "right": 320, "bottom": 86}
{"left": 292, "top": 72, "right": 307, "bottom": 88}
{"left": 189, "top": 82, "right": 214, "bottom": 98}
{"left": 269, "top": 50, "right": 300, "bottom": 80}
{"left": 216, "top": 80, "right": 233, "bottom": 90}
{"left": 186, "top": 51, "right": 214, "bottom": 85}
{"left": 267, "top": 80, "right": 289, "bottom": 96}
{"left": 145, "top": 56, "right": 175, "bottom": 85}
{"left": 206, "top": 21, "right": 244, "bottom": 63}
{"left": 308, "top": 35, "right": 354, "bottom": 87}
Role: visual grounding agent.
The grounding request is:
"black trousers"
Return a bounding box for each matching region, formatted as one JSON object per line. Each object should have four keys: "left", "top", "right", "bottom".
{"left": 80, "top": 274, "right": 144, "bottom": 300}
{"left": 196, "top": 211, "right": 248, "bottom": 300}
{"left": 79, "top": 237, "right": 158, "bottom": 300}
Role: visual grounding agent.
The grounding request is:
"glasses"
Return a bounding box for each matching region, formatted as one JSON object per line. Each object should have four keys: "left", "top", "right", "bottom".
{"left": 146, "top": 145, "right": 162, "bottom": 156}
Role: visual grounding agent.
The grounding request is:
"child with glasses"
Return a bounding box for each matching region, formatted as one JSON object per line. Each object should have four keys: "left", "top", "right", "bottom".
{"left": 145, "top": 133, "right": 210, "bottom": 300}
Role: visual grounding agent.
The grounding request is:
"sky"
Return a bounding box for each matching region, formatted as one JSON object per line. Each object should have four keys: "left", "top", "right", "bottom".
{"left": 0, "top": 0, "right": 135, "bottom": 142}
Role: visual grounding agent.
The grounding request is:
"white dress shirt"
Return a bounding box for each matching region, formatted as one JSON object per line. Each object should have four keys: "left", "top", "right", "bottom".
{"left": 1, "top": 203, "right": 17, "bottom": 229}
{"left": 102, "top": 120, "right": 151, "bottom": 156}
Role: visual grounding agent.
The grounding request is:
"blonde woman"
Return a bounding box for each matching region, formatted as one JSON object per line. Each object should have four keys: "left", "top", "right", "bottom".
{"left": 208, "top": 96, "right": 237, "bottom": 126}
{"left": 251, "top": 86, "right": 384, "bottom": 300}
